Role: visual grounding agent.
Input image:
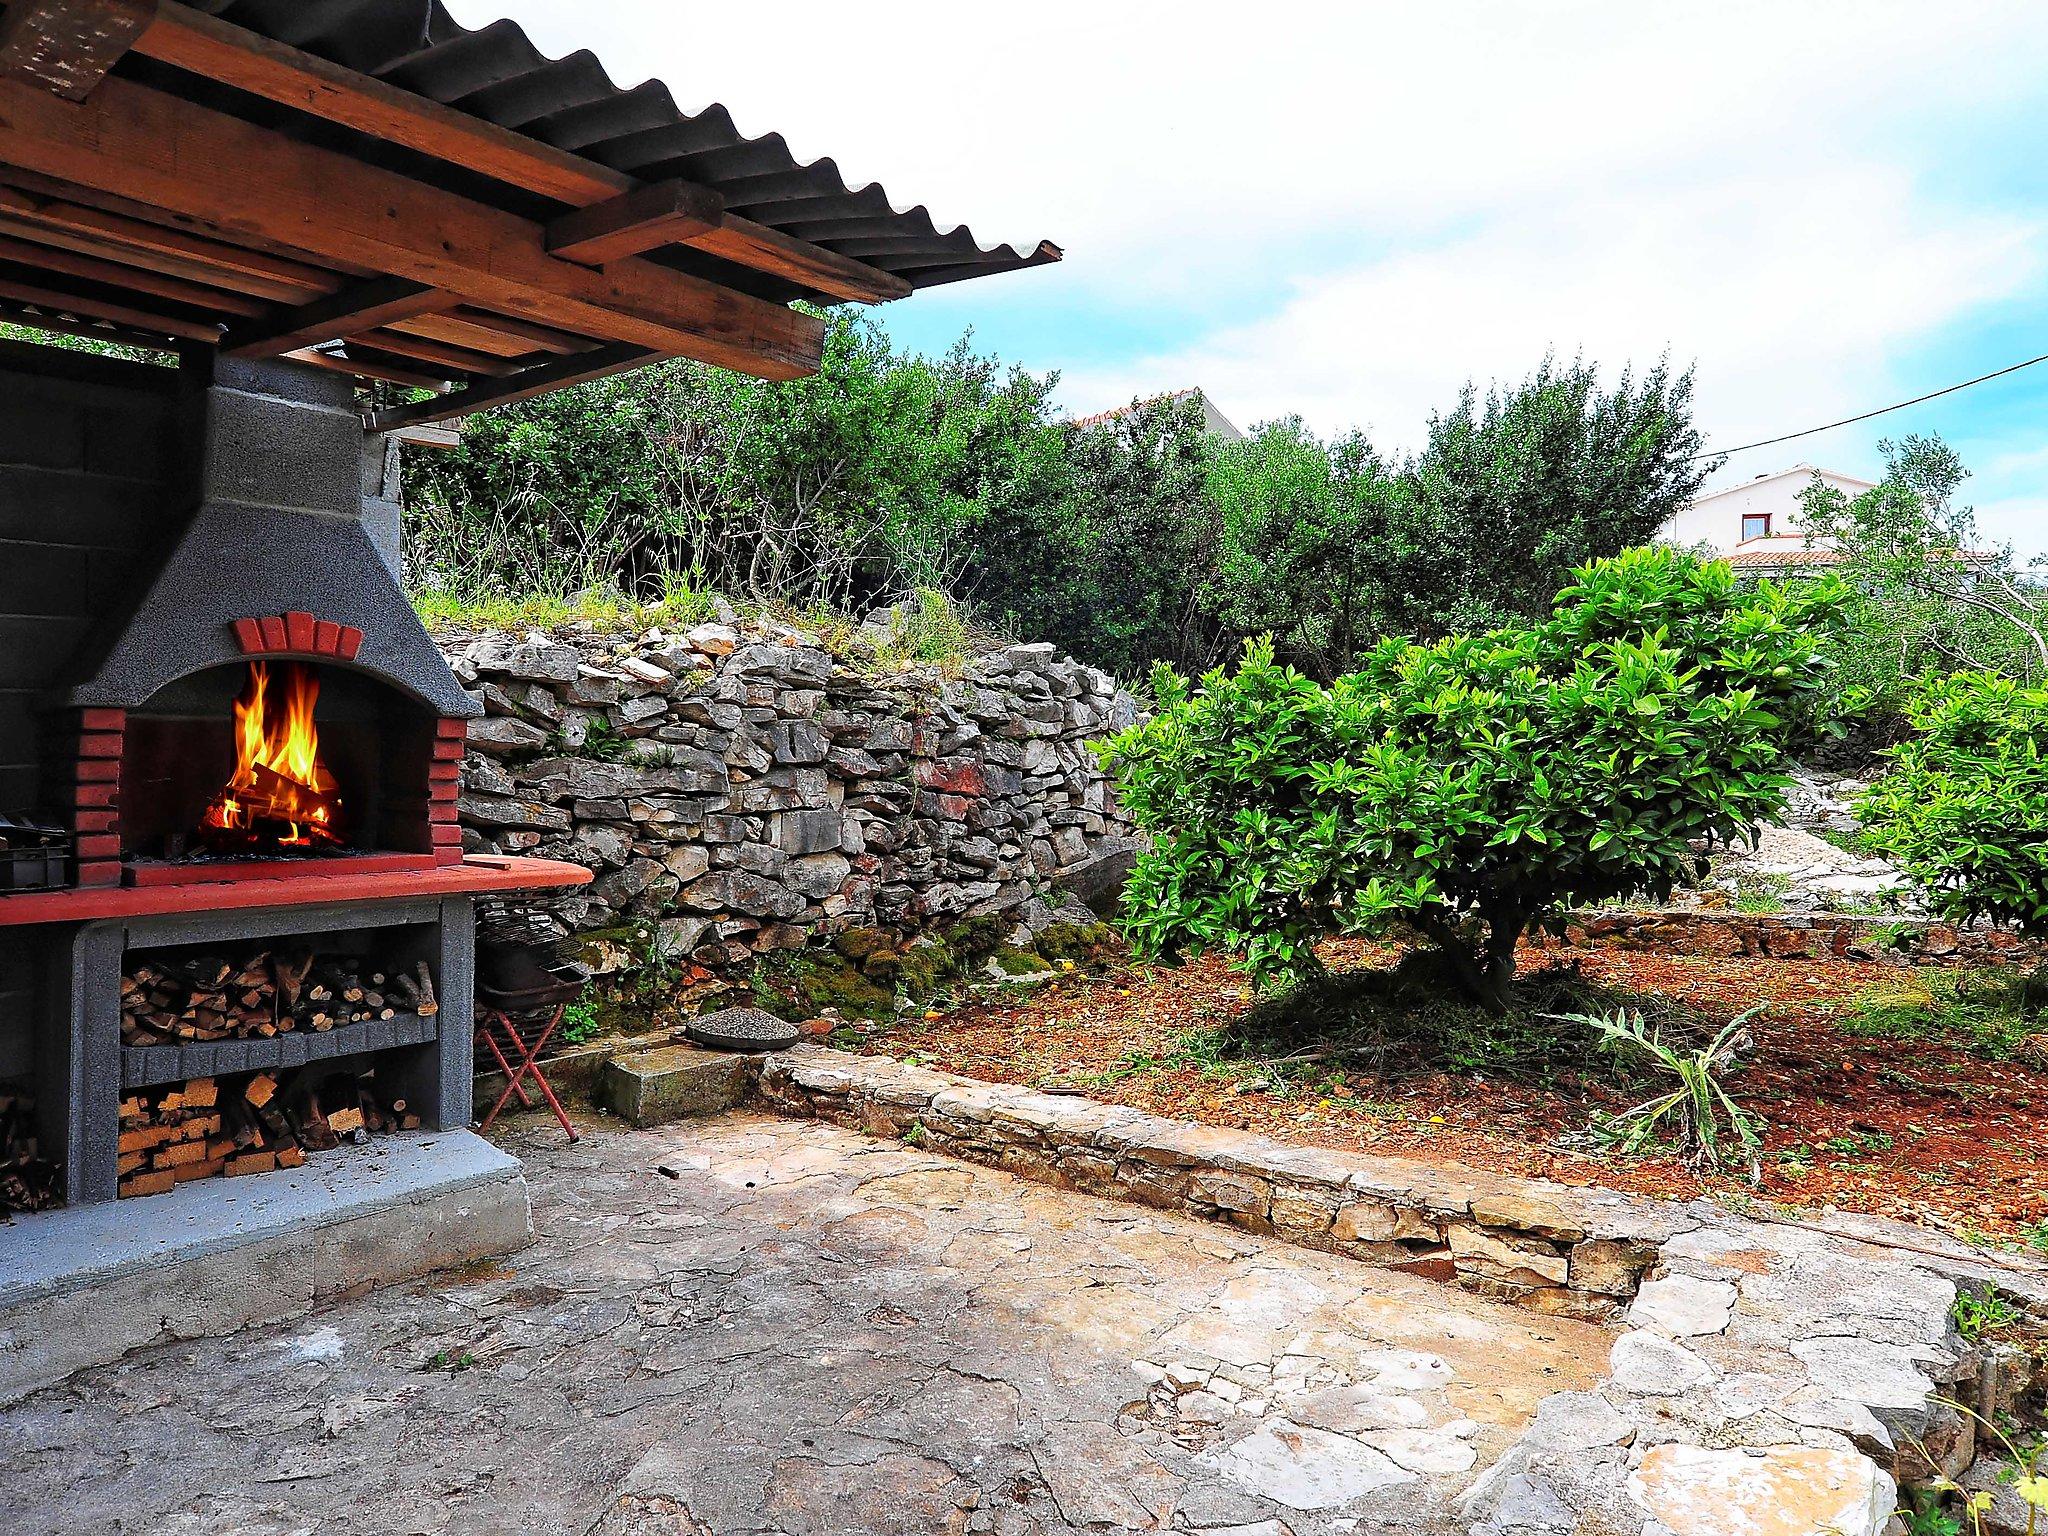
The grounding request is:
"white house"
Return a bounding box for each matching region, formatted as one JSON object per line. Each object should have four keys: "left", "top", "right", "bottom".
{"left": 1659, "top": 463, "right": 1876, "bottom": 575}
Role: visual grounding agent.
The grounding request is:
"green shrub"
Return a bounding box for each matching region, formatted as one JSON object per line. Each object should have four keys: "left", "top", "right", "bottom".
{"left": 1104, "top": 547, "right": 1842, "bottom": 1011}
{"left": 1860, "top": 673, "right": 2048, "bottom": 934}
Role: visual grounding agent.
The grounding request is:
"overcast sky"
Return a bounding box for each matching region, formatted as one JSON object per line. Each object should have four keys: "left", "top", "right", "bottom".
{"left": 453, "top": 1, "right": 2048, "bottom": 552}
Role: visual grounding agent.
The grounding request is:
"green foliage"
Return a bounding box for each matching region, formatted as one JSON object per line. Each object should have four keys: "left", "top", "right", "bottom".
{"left": 1797, "top": 436, "right": 2047, "bottom": 727}
{"left": 1392, "top": 354, "right": 1715, "bottom": 636}
{"left": 1556, "top": 1005, "right": 1763, "bottom": 1179}
{"left": 1204, "top": 419, "right": 1391, "bottom": 678}
{"left": 407, "top": 313, "right": 1060, "bottom": 618}
{"left": 1903, "top": 1399, "right": 2048, "bottom": 1536}
{"left": 869, "top": 587, "right": 975, "bottom": 667}
{"left": 972, "top": 393, "right": 1220, "bottom": 678}
{"left": 1952, "top": 1287, "right": 2022, "bottom": 1343}
{"left": 1104, "top": 547, "right": 1842, "bottom": 1009}
{"left": 1860, "top": 673, "right": 2048, "bottom": 934}
{"left": 408, "top": 320, "right": 1715, "bottom": 684}
{"left": 1835, "top": 970, "right": 2039, "bottom": 1062}
{"left": 559, "top": 997, "right": 602, "bottom": 1046}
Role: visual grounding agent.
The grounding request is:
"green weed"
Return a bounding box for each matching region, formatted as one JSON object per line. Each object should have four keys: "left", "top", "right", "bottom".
{"left": 1838, "top": 971, "right": 2036, "bottom": 1062}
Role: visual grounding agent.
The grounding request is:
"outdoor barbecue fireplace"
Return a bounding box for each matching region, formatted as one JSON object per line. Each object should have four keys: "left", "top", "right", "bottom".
{"left": 50, "top": 357, "right": 475, "bottom": 889}
{"left": 2, "top": 354, "right": 551, "bottom": 1210}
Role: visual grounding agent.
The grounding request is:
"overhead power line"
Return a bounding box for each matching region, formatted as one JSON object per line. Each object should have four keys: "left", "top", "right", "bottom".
{"left": 1688, "top": 349, "right": 2048, "bottom": 462}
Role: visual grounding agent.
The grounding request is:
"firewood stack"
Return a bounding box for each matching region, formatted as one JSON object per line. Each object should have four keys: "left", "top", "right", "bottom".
{"left": 121, "top": 948, "right": 438, "bottom": 1045}
{"left": 117, "top": 1066, "right": 422, "bottom": 1199}
{"left": 0, "top": 1088, "right": 59, "bottom": 1216}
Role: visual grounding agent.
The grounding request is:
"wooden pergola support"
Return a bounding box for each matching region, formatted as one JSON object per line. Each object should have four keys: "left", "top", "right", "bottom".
{"left": 365, "top": 343, "right": 657, "bottom": 433}
{"left": 0, "top": 69, "right": 825, "bottom": 377}
{"left": 129, "top": 2, "right": 910, "bottom": 305}
{"left": 546, "top": 181, "right": 724, "bottom": 268}
{"left": 221, "top": 276, "right": 455, "bottom": 358}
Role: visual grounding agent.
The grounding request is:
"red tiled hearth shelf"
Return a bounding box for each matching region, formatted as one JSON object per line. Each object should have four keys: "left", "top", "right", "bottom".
{"left": 0, "top": 856, "right": 591, "bottom": 928}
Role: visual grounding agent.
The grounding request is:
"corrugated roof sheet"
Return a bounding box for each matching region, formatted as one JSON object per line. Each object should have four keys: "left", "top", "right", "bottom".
{"left": 155, "top": 0, "right": 1060, "bottom": 307}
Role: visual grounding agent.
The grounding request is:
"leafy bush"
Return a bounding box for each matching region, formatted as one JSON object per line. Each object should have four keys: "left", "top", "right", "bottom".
{"left": 1104, "top": 547, "right": 1843, "bottom": 1010}
{"left": 1859, "top": 673, "right": 2048, "bottom": 934}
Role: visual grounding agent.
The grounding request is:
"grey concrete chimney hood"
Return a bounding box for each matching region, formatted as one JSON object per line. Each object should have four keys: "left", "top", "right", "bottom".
{"left": 57, "top": 357, "right": 475, "bottom": 718}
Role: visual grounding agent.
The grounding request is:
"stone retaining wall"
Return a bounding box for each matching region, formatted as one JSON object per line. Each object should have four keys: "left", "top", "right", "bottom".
{"left": 444, "top": 617, "right": 1141, "bottom": 973}
{"left": 758, "top": 1047, "right": 1694, "bottom": 1321}
{"left": 1551, "top": 908, "right": 2040, "bottom": 968}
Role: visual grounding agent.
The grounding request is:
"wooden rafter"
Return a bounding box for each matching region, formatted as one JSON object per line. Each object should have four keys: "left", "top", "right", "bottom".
{"left": 342, "top": 325, "right": 521, "bottom": 378}
{"left": 221, "top": 276, "right": 454, "bottom": 357}
{"left": 0, "top": 227, "right": 263, "bottom": 314}
{"left": 0, "top": 178, "right": 337, "bottom": 300}
{"left": 365, "top": 343, "right": 656, "bottom": 433}
{"left": 390, "top": 310, "right": 585, "bottom": 361}
{"left": 0, "top": 268, "right": 216, "bottom": 340}
{"left": 547, "top": 181, "right": 724, "bottom": 268}
{"left": 283, "top": 344, "right": 451, "bottom": 392}
{"left": 130, "top": 2, "right": 911, "bottom": 305}
{"left": 0, "top": 70, "right": 824, "bottom": 375}
{"left": 0, "top": 0, "right": 155, "bottom": 102}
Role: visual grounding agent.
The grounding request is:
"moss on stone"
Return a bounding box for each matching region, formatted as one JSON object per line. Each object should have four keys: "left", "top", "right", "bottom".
{"left": 1034, "top": 921, "right": 1117, "bottom": 964}
{"left": 891, "top": 942, "right": 952, "bottom": 999}
{"left": 742, "top": 947, "right": 897, "bottom": 1023}
{"left": 831, "top": 927, "right": 894, "bottom": 964}
{"left": 990, "top": 946, "right": 1054, "bottom": 976}
{"left": 940, "top": 917, "right": 1003, "bottom": 964}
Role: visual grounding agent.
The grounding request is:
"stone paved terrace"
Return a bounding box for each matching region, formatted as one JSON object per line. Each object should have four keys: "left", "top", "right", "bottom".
{"left": 1, "top": 1113, "right": 1611, "bottom": 1536}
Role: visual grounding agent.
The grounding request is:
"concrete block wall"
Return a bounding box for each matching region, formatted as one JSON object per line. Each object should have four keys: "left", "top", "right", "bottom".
{"left": 0, "top": 342, "right": 183, "bottom": 1076}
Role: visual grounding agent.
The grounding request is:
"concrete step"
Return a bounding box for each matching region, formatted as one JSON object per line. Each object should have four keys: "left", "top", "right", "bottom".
{"left": 0, "top": 1130, "right": 532, "bottom": 1405}
{"left": 597, "top": 1044, "right": 754, "bottom": 1127}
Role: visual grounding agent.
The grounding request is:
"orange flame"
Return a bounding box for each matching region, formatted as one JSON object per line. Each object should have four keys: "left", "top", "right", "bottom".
{"left": 199, "top": 661, "right": 343, "bottom": 850}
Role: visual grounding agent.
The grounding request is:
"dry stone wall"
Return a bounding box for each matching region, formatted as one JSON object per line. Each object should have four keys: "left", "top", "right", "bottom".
{"left": 443, "top": 616, "right": 1142, "bottom": 973}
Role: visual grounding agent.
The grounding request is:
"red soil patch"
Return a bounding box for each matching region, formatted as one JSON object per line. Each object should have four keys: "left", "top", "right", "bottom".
{"left": 855, "top": 939, "right": 2048, "bottom": 1247}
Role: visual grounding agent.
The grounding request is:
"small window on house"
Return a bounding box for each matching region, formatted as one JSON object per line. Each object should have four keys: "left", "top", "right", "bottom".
{"left": 1740, "top": 513, "right": 1772, "bottom": 542}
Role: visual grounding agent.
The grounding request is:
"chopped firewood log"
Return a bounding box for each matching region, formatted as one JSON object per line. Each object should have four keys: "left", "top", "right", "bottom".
{"left": 120, "top": 1169, "right": 175, "bottom": 1198}
{"left": 326, "top": 1106, "right": 365, "bottom": 1136}
{"left": 244, "top": 1073, "right": 278, "bottom": 1109}
{"left": 183, "top": 1078, "right": 218, "bottom": 1109}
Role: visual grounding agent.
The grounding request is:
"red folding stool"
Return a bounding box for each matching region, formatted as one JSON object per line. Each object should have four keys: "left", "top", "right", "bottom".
{"left": 474, "top": 944, "right": 589, "bottom": 1143}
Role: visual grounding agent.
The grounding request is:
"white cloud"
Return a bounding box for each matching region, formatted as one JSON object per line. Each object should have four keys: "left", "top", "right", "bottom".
{"left": 1062, "top": 165, "right": 2041, "bottom": 454}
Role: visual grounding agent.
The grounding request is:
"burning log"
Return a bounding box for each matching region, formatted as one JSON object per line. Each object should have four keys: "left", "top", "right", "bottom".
{"left": 197, "top": 661, "right": 346, "bottom": 855}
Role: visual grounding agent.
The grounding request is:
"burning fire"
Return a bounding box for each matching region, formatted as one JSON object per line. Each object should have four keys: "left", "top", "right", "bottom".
{"left": 199, "top": 661, "right": 344, "bottom": 852}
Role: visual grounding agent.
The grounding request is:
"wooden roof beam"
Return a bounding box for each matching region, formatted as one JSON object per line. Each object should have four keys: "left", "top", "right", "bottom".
{"left": 130, "top": 2, "right": 911, "bottom": 304}
{"left": 283, "top": 343, "right": 452, "bottom": 392}
{"left": 365, "top": 342, "right": 655, "bottom": 433}
{"left": 0, "top": 225, "right": 264, "bottom": 314}
{"left": 221, "top": 275, "right": 455, "bottom": 357}
{"left": 0, "top": 70, "right": 823, "bottom": 377}
{"left": 0, "top": 179, "right": 337, "bottom": 300}
{"left": 547, "top": 180, "right": 723, "bottom": 267}
{"left": 0, "top": 269, "right": 216, "bottom": 340}
{"left": 0, "top": 0, "right": 155, "bottom": 102}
